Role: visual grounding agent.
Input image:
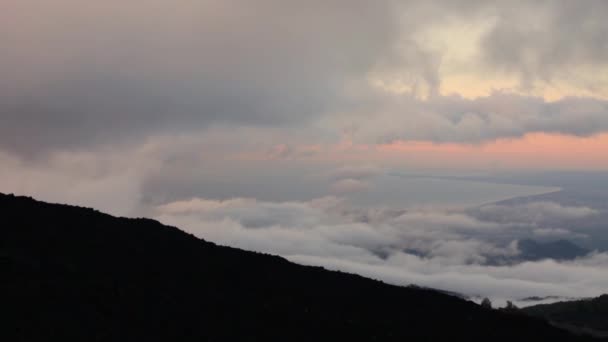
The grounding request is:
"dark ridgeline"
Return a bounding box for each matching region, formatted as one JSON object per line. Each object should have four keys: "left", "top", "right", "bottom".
{"left": 0, "top": 193, "right": 600, "bottom": 341}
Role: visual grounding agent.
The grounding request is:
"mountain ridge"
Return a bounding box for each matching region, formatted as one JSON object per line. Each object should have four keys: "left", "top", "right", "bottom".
{"left": 523, "top": 295, "right": 608, "bottom": 337}
{"left": 0, "top": 193, "right": 600, "bottom": 341}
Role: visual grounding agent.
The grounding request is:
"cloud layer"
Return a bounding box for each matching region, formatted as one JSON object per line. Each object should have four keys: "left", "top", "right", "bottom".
{"left": 0, "top": 0, "right": 397, "bottom": 155}
{"left": 1, "top": 1, "right": 608, "bottom": 157}
{"left": 154, "top": 195, "right": 606, "bottom": 306}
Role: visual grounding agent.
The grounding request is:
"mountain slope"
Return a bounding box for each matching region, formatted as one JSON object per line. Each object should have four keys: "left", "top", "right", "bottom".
{"left": 0, "top": 193, "right": 598, "bottom": 341}
{"left": 523, "top": 295, "right": 608, "bottom": 337}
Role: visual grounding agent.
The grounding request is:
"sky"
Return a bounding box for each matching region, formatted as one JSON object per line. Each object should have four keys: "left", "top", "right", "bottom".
{"left": 1, "top": 0, "right": 608, "bottom": 306}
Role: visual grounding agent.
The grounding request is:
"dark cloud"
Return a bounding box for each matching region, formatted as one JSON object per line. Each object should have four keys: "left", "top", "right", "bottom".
{"left": 0, "top": 0, "right": 399, "bottom": 155}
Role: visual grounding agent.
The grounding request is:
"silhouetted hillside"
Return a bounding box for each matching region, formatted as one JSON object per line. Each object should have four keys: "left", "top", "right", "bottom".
{"left": 0, "top": 193, "right": 600, "bottom": 341}
{"left": 523, "top": 295, "right": 608, "bottom": 337}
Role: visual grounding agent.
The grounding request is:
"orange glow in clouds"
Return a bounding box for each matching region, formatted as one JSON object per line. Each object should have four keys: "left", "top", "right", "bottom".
{"left": 238, "top": 133, "right": 608, "bottom": 170}
{"left": 379, "top": 133, "right": 608, "bottom": 170}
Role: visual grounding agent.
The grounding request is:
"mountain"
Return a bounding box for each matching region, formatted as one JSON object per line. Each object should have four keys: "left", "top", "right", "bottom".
{"left": 523, "top": 295, "right": 608, "bottom": 337}
{"left": 517, "top": 239, "right": 590, "bottom": 261}
{"left": 0, "top": 193, "right": 599, "bottom": 341}
{"left": 486, "top": 189, "right": 608, "bottom": 253}
{"left": 407, "top": 239, "right": 590, "bottom": 266}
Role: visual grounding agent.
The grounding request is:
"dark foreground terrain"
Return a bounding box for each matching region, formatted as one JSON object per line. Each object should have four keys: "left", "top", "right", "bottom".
{"left": 0, "top": 193, "right": 600, "bottom": 341}
{"left": 523, "top": 295, "right": 608, "bottom": 337}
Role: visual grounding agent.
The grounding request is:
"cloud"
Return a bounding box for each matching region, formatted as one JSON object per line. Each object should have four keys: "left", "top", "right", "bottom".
{"left": 289, "top": 252, "right": 608, "bottom": 308}
{"left": 154, "top": 196, "right": 507, "bottom": 261}
{"left": 0, "top": 149, "right": 148, "bottom": 215}
{"left": 330, "top": 179, "right": 371, "bottom": 194}
{"left": 0, "top": 0, "right": 399, "bottom": 155}
{"left": 335, "top": 91, "right": 608, "bottom": 144}
{"left": 475, "top": 201, "right": 598, "bottom": 224}
{"left": 2, "top": 1, "right": 608, "bottom": 158}
{"left": 480, "top": 0, "right": 608, "bottom": 87}
{"left": 153, "top": 195, "right": 608, "bottom": 305}
{"left": 532, "top": 228, "right": 587, "bottom": 239}
{"left": 328, "top": 165, "right": 383, "bottom": 181}
{"left": 157, "top": 197, "right": 327, "bottom": 229}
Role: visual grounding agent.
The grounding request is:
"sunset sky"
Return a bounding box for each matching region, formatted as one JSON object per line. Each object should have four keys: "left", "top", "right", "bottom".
{"left": 2, "top": 1, "right": 608, "bottom": 170}
{"left": 2, "top": 1, "right": 608, "bottom": 305}
{"left": 2, "top": 1, "right": 607, "bottom": 206}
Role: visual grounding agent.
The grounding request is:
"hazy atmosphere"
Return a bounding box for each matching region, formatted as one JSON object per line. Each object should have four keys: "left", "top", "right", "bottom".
{"left": 2, "top": 0, "right": 608, "bottom": 307}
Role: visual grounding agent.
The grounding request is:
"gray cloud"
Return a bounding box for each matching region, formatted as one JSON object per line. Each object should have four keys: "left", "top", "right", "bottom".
{"left": 2, "top": 1, "right": 608, "bottom": 157}
{"left": 328, "top": 165, "right": 383, "bottom": 181}
{"left": 330, "top": 179, "right": 372, "bottom": 194}
{"left": 340, "top": 92, "right": 608, "bottom": 144}
{"left": 481, "top": 0, "right": 608, "bottom": 87}
{"left": 476, "top": 201, "right": 597, "bottom": 224}
{"left": 0, "top": 148, "right": 148, "bottom": 214}
{"left": 0, "top": 0, "right": 399, "bottom": 155}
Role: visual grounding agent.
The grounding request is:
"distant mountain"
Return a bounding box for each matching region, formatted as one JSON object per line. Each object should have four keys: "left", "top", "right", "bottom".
{"left": 407, "top": 239, "right": 589, "bottom": 266}
{"left": 488, "top": 189, "right": 608, "bottom": 252}
{"left": 0, "top": 193, "right": 599, "bottom": 341}
{"left": 518, "top": 239, "right": 590, "bottom": 261}
{"left": 523, "top": 295, "right": 608, "bottom": 337}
